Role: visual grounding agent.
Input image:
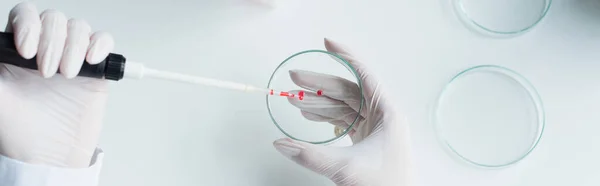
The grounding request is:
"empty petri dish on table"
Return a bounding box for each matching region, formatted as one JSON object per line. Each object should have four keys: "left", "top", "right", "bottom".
{"left": 433, "top": 65, "right": 545, "bottom": 168}
{"left": 452, "top": 0, "right": 552, "bottom": 37}
{"left": 266, "top": 50, "right": 364, "bottom": 144}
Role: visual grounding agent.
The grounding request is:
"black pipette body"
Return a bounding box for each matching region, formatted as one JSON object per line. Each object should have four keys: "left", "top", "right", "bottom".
{"left": 0, "top": 32, "right": 126, "bottom": 81}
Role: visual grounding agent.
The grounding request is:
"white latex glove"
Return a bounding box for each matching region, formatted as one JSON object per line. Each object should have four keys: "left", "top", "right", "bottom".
{"left": 273, "top": 39, "right": 414, "bottom": 186}
{"left": 0, "top": 2, "right": 114, "bottom": 168}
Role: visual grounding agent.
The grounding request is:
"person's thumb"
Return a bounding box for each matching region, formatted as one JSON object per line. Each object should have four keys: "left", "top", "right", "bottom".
{"left": 273, "top": 138, "right": 359, "bottom": 184}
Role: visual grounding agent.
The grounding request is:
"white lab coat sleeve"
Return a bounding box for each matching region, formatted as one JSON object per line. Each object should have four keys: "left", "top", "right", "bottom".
{"left": 0, "top": 148, "right": 104, "bottom": 186}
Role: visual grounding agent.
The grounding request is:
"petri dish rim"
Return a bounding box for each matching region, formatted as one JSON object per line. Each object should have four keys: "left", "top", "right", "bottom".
{"left": 432, "top": 65, "right": 545, "bottom": 168}
{"left": 452, "top": 0, "right": 553, "bottom": 36}
{"left": 266, "top": 49, "right": 365, "bottom": 145}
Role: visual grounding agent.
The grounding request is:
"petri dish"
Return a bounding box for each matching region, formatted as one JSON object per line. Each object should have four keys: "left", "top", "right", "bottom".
{"left": 266, "top": 50, "right": 364, "bottom": 144}
{"left": 452, "top": 0, "right": 552, "bottom": 36}
{"left": 433, "top": 65, "right": 545, "bottom": 168}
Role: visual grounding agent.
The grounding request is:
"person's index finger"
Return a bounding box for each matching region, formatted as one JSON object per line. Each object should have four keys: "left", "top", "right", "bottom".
{"left": 288, "top": 69, "right": 361, "bottom": 101}
{"left": 8, "top": 2, "right": 41, "bottom": 59}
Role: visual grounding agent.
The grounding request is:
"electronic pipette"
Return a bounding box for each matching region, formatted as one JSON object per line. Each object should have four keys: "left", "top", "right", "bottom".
{"left": 0, "top": 32, "right": 300, "bottom": 99}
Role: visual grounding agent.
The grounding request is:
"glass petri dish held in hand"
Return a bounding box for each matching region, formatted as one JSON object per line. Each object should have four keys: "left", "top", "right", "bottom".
{"left": 453, "top": 0, "right": 552, "bottom": 37}
{"left": 266, "top": 50, "right": 364, "bottom": 144}
{"left": 433, "top": 65, "right": 545, "bottom": 168}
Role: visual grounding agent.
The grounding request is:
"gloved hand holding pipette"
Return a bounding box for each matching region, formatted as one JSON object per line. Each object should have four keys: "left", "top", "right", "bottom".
{"left": 273, "top": 39, "right": 414, "bottom": 186}
{"left": 0, "top": 2, "right": 114, "bottom": 170}
{"left": 0, "top": 3, "right": 280, "bottom": 185}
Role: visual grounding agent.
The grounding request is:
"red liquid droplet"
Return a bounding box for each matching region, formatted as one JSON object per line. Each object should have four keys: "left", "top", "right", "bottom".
{"left": 317, "top": 90, "right": 323, "bottom": 96}
{"left": 270, "top": 89, "right": 274, "bottom": 95}
{"left": 298, "top": 91, "right": 305, "bottom": 100}
{"left": 279, "top": 92, "right": 290, "bottom": 97}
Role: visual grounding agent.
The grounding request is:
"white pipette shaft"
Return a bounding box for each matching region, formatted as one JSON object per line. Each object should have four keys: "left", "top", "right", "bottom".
{"left": 145, "top": 69, "right": 270, "bottom": 94}
{"left": 124, "top": 61, "right": 272, "bottom": 95}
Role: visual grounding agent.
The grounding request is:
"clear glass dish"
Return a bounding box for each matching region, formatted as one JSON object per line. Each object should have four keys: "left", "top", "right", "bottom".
{"left": 453, "top": 0, "right": 552, "bottom": 37}
{"left": 433, "top": 65, "right": 545, "bottom": 168}
{"left": 266, "top": 50, "right": 364, "bottom": 144}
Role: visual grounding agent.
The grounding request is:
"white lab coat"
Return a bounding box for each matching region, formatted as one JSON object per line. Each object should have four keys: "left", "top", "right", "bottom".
{"left": 0, "top": 148, "right": 104, "bottom": 186}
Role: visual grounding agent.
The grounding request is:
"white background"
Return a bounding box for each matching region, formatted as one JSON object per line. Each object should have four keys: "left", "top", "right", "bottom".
{"left": 1, "top": 0, "right": 600, "bottom": 185}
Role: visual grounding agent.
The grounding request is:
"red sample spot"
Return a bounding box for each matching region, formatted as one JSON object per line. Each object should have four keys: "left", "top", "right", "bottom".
{"left": 298, "top": 91, "right": 305, "bottom": 100}
{"left": 317, "top": 90, "right": 323, "bottom": 96}
{"left": 270, "top": 89, "right": 274, "bottom": 95}
{"left": 279, "top": 91, "right": 290, "bottom": 97}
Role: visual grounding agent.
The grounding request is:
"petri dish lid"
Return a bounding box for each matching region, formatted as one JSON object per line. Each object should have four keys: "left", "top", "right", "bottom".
{"left": 266, "top": 50, "right": 364, "bottom": 144}
{"left": 453, "top": 0, "right": 552, "bottom": 36}
{"left": 433, "top": 65, "right": 545, "bottom": 168}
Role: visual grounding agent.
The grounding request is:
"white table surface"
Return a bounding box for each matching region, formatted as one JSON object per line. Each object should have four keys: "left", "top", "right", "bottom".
{"left": 1, "top": 0, "right": 600, "bottom": 185}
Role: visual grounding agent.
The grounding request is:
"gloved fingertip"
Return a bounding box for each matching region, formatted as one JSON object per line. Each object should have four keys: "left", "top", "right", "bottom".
{"left": 40, "top": 70, "right": 54, "bottom": 78}
{"left": 18, "top": 31, "right": 34, "bottom": 59}
{"left": 324, "top": 37, "right": 337, "bottom": 50}
{"left": 10, "top": 2, "right": 37, "bottom": 19}
{"left": 288, "top": 70, "right": 316, "bottom": 86}
{"left": 86, "top": 32, "right": 114, "bottom": 64}
{"left": 273, "top": 138, "right": 304, "bottom": 159}
{"left": 324, "top": 38, "right": 350, "bottom": 56}
{"left": 86, "top": 44, "right": 109, "bottom": 64}
{"left": 13, "top": 1, "right": 37, "bottom": 10}
{"left": 324, "top": 37, "right": 332, "bottom": 44}
{"left": 15, "top": 24, "right": 41, "bottom": 60}
{"left": 288, "top": 69, "right": 301, "bottom": 78}
{"left": 288, "top": 69, "right": 300, "bottom": 81}
{"left": 288, "top": 69, "right": 311, "bottom": 76}
{"left": 60, "top": 54, "right": 84, "bottom": 79}
{"left": 40, "top": 66, "right": 56, "bottom": 78}
{"left": 62, "top": 71, "right": 77, "bottom": 79}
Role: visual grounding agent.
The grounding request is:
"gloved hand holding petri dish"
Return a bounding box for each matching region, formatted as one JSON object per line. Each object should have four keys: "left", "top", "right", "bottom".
{"left": 267, "top": 50, "right": 364, "bottom": 144}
